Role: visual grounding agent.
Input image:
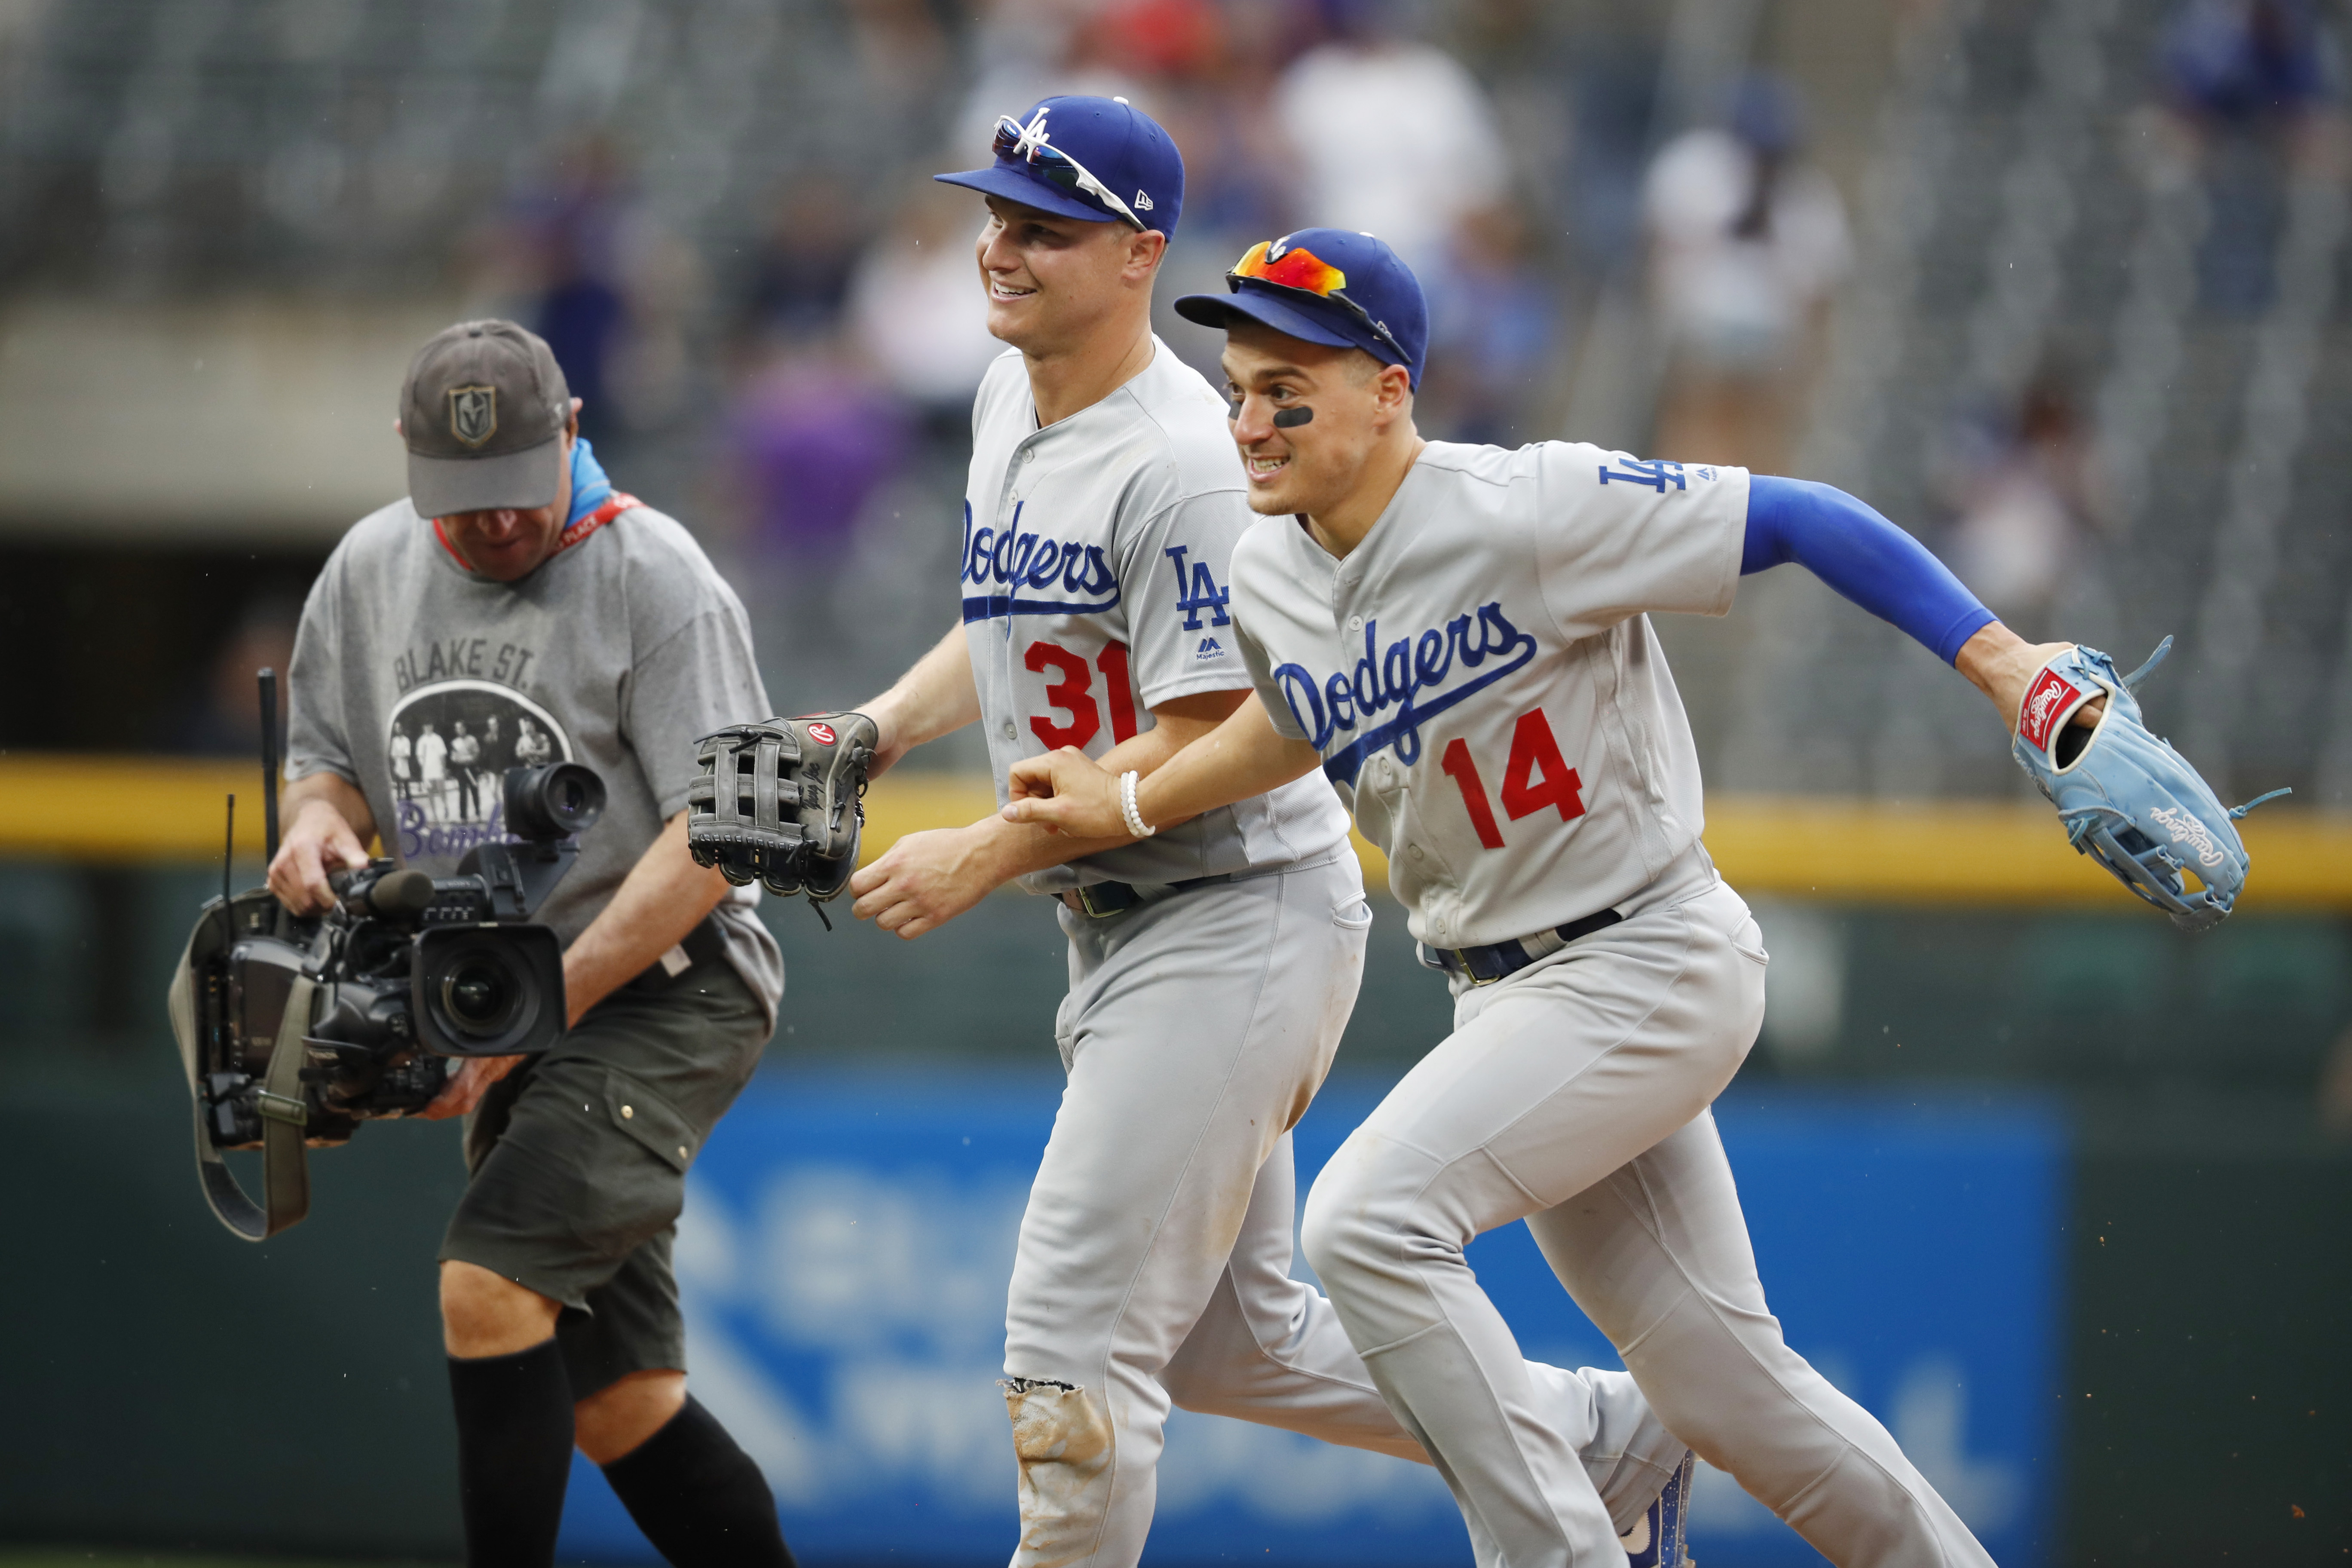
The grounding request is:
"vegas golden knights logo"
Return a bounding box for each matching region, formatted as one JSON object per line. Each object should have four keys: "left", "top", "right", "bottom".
{"left": 448, "top": 384, "right": 497, "bottom": 447}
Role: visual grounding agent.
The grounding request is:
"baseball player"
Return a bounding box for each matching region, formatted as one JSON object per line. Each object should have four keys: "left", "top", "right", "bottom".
{"left": 1002, "top": 227, "right": 2107, "bottom": 1566}
{"left": 835, "top": 101, "right": 1694, "bottom": 1567}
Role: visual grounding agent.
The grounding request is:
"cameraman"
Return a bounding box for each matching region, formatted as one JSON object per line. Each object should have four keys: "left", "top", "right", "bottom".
{"left": 267, "top": 321, "right": 794, "bottom": 1568}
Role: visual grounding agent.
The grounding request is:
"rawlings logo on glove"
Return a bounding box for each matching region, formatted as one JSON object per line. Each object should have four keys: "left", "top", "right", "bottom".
{"left": 2010, "top": 639, "right": 2288, "bottom": 931}
{"left": 685, "top": 713, "right": 878, "bottom": 926}
{"left": 2018, "top": 668, "right": 2085, "bottom": 751}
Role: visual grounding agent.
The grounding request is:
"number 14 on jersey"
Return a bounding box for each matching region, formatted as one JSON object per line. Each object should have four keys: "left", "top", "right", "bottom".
{"left": 1439, "top": 709, "right": 1583, "bottom": 850}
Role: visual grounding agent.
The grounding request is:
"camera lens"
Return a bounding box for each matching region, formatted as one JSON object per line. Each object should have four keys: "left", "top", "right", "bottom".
{"left": 415, "top": 925, "right": 562, "bottom": 1058}
{"left": 439, "top": 951, "right": 524, "bottom": 1038}
{"left": 503, "top": 763, "right": 607, "bottom": 841}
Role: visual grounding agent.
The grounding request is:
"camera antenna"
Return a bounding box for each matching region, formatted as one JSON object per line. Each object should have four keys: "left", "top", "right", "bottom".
{"left": 258, "top": 668, "right": 281, "bottom": 864}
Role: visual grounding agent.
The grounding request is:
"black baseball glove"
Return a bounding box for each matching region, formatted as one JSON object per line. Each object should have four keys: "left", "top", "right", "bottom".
{"left": 686, "top": 713, "right": 878, "bottom": 924}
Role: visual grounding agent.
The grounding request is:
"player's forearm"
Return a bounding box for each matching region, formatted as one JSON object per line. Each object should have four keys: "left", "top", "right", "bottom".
{"left": 1133, "top": 695, "right": 1322, "bottom": 831}
{"left": 561, "top": 811, "right": 729, "bottom": 1026}
{"left": 863, "top": 625, "right": 981, "bottom": 765}
{"left": 959, "top": 706, "right": 1229, "bottom": 878}
{"left": 283, "top": 769, "right": 377, "bottom": 847}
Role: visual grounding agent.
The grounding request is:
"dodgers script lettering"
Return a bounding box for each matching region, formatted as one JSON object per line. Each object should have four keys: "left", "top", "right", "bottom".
{"left": 1274, "top": 602, "right": 1541, "bottom": 787}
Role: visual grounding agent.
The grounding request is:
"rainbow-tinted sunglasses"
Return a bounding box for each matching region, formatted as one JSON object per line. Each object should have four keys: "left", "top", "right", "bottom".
{"left": 992, "top": 112, "right": 1148, "bottom": 230}
{"left": 1227, "top": 240, "right": 1408, "bottom": 364}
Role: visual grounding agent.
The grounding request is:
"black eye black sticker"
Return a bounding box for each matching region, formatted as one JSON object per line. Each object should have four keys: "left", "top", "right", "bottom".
{"left": 1272, "top": 406, "right": 1314, "bottom": 429}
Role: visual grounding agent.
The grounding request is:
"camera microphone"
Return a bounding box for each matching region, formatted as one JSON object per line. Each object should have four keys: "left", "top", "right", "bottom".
{"left": 347, "top": 868, "right": 434, "bottom": 920}
{"left": 368, "top": 869, "right": 435, "bottom": 919}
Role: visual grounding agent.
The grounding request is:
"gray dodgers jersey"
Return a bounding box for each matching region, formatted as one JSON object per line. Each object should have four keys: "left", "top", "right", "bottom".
{"left": 1230, "top": 443, "right": 1748, "bottom": 949}
{"left": 962, "top": 341, "right": 1349, "bottom": 894}
{"left": 286, "top": 497, "right": 784, "bottom": 1021}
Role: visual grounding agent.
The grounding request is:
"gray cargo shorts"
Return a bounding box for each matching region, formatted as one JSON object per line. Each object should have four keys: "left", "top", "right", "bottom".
{"left": 438, "top": 962, "right": 769, "bottom": 1398}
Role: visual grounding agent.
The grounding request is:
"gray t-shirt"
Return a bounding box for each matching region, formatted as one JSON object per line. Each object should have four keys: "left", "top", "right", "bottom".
{"left": 961, "top": 340, "right": 1351, "bottom": 894}
{"left": 285, "top": 496, "right": 784, "bottom": 1023}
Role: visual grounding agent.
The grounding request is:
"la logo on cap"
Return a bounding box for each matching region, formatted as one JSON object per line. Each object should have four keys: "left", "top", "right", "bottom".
{"left": 448, "top": 384, "right": 497, "bottom": 447}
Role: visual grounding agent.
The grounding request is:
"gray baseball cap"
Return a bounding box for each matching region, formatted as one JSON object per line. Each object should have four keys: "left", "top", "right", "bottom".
{"left": 400, "top": 320, "right": 573, "bottom": 518}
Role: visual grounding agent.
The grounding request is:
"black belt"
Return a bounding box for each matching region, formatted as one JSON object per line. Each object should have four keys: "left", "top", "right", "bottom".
{"left": 1418, "top": 906, "right": 1624, "bottom": 986}
{"left": 627, "top": 912, "right": 731, "bottom": 992}
{"left": 1059, "top": 873, "right": 1235, "bottom": 919}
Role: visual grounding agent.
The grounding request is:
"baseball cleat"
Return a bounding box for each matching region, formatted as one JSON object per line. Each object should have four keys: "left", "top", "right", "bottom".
{"left": 1619, "top": 1447, "right": 1696, "bottom": 1567}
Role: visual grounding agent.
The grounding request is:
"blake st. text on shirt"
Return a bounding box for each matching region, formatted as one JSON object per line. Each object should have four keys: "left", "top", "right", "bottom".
{"left": 394, "top": 637, "right": 538, "bottom": 693}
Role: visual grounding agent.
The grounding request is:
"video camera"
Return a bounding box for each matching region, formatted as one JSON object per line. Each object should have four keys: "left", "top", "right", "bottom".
{"left": 167, "top": 671, "right": 606, "bottom": 1240}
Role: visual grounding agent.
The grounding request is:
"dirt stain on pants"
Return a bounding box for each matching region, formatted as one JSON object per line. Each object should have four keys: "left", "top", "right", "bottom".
{"left": 1003, "top": 1377, "right": 1115, "bottom": 1568}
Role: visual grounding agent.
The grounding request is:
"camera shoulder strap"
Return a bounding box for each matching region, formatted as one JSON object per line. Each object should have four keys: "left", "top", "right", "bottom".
{"left": 170, "top": 904, "right": 270, "bottom": 1243}
{"left": 173, "top": 948, "right": 314, "bottom": 1243}
{"left": 252, "top": 974, "right": 316, "bottom": 1237}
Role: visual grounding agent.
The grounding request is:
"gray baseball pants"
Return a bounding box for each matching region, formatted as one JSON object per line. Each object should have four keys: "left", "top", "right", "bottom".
{"left": 1000, "top": 853, "right": 1684, "bottom": 1568}
{"left": 1300, "top": 849, "right": 1997, "bottom": 1566}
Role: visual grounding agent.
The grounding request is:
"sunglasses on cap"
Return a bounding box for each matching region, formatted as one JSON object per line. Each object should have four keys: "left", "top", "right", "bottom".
{"left": 993, "top": 112, "right": 1148, "bottom": 231}
{"left": 1227, "top": 240, "right": 1409, "bottom": 365}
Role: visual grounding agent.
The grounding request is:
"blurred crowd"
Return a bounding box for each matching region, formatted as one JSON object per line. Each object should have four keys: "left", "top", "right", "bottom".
{"left": 135, "top": 0, "right": 2348, "bottom": 745}
{"left": 407, "top": 0, "right": 1864, "bottom": 709}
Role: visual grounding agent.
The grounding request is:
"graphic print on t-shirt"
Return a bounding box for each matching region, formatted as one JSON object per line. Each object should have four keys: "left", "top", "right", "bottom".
{"left": 386, "top": 679, "right": 573, "bottom": 873}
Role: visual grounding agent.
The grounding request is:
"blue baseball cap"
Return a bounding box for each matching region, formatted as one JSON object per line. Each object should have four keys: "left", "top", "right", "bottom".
{"left": 935, "top": 95, "right": 1185, "bottom": 239}
{"left": 1173, "top": 228, "right": 1428, "bottom": 388}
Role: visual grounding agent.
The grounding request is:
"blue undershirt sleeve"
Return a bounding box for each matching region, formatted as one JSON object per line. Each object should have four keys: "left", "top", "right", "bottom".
{"left": 1743, "top": 475, "right": 1997, "bottom": 666}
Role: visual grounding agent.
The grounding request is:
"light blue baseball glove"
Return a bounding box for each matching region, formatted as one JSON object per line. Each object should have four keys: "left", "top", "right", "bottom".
{"left": 2010, "top": 638, "right": 2289, "bottom": 931}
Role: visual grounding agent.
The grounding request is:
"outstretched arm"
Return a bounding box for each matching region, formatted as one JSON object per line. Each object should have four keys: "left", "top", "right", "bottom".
{"left": 1744, "top": 475, "right": 2094, "bottom": 733}
{"left": 849, "top": 688, "right": 1252, "bottom": 938}
{"left": 1003, "top": 691, "right": 1323, "bottom": 840}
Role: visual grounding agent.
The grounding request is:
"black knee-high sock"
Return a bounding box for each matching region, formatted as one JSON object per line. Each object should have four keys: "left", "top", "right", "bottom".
{"left": 447, "top": 1341, "right": 575, "bottom": 1568}
{"left": 600, "top": 1396, "right": 796, "bottom": 1568}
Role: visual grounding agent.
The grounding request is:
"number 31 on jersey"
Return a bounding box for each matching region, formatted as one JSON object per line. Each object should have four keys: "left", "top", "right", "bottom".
{"left": 1439, "top": 709, "right": 1583, "bottom": 850}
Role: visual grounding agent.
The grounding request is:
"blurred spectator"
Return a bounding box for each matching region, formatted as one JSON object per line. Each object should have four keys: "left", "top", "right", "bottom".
{"left": 505, "top": 138, "right": 631, "bottom": 448}
{"left": 2141, "top": 0, "right": 2347, "bottom": 314}
{"left": 165, "top": 597, "right": 299, "bottom": 756}
{"left": 1644, "top": 74, "right": 1849, "bottom": 472}
{"left": 2162, "top": 0, "right": 2341, "bottom": 137}
{"left": 848, "top": 183, "right": 1009, "bottom": 433}
{"left": 471, "top": 135, "right": 702, "bottom": 449}
{"left": 731, "top": 346, "right": 913, "bottom": 569}
{"left": 1130, "top": 2, "right": 1305, "bottom": 374}
{"left": 954, "top": 0, "right": 1146, "bottom": 159}
{"left": 1933, "top": 368, "right": 2106, "bottom": 637}
{"left": 1419, "top": 204, "right": 1562, "bottom": 445}
{"left": 1272, "top": 0, "right": 1510, "bottom": 273}
{"left": 849, "top": 0, "right": 956, "bottom": 116}
{"left": 739, "top": 174, "right": 867, "bottom": 350}
{"left": 1081, "top": 0, "right": 1228, "bottom": 82}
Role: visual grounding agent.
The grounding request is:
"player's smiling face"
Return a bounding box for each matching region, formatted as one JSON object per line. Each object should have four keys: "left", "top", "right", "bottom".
{"left": 1222, "top": 324, "right": 1412, "bottom": 520}
{"left": 974, "top": 195, "right": 1163, "bottom": 356}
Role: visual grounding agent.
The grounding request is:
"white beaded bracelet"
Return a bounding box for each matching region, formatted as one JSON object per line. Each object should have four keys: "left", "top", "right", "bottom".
{"left": 1118, "top": 769, "right": 1156, "bottom": 838}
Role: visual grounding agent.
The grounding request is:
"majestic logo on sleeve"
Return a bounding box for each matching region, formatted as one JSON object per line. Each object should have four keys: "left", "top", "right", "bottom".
{"left": 2018, "top": 668, "right": 2083, "bottom": 752}
{"left": 1273, "top": 603, "right": 1540, "bottom": 786}
{"left": 448, "top": 385, "right": 497, "bottom": 447}
{"left": 960, "top": 501, "right": 1120, "bottom": 623}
